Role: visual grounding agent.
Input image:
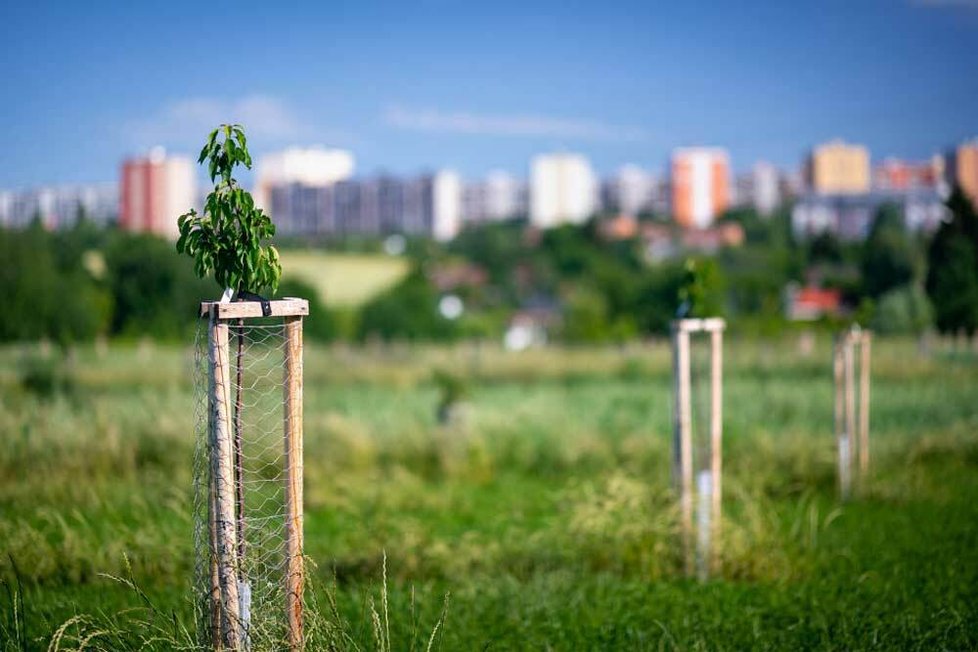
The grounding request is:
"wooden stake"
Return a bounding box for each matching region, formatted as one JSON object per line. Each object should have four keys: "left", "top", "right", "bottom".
{"left": 207, "top": 352, "right": 223, "bottom": 649}
{"left": 208, "top": 478, "right": 223, "bottom": 650}
{"left": 209, "top": 314, "right": 241, "bottom": 649}
{"left": 709, "top": 326, "right": 723, "bottom": 564}
{"left": 844, "top": 333, "right": 856, "bottom": 498}
{"left": 284, "top": 316, "right": 305, "bottom": 651}
{"left": 833, "top": 337, "right": 849, "bottom": 499}
{"left": 672, "top": 324, "right": 693, "bottom": 576}
{"left": 859, "top": 332, "right": 871, "bottom": 481}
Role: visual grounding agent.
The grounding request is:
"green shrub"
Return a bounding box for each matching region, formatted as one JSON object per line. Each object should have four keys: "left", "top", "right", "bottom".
{"left": 872, "top": 284, "right": 933, "bottom": 335}
{"left": 18, "top": 354, "right": 75, "bottom": 398}
{"left": 277, "top": 278, "right": 339, "bottom": 342}
{"left": 358, "top": 268, "right": 458, "bottom": 341}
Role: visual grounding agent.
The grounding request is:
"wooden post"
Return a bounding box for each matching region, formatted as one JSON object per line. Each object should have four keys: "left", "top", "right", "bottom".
{"left": 672, "top": 323, "right": 693, "bottom": 576}
{"left": 208, "top": 313, "right": 241, "bottom": 649}
{"left": 844, "top": 332, "right": 856, "bottom": 498}
{"left": 833, "top": 337, "right": 849, "bottom": 499}
{"left": 858, "top": 332, "right": 871, "bottom": 481}
{"left": 284, "top": 316, "right": 305, "bottom": 651}
{"left": 709, "top": 326, "right": 723, "bottom": 565}
{"left": 208, "top": 478, "right": 223, "bottom": 650}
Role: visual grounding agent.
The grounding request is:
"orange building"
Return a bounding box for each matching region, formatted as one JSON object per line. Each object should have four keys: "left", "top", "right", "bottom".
{"left": 946, "top": 139, "right": 978, "bottom": 209}
{"left": 805, "top": 140, "right": 870, "bottom": 195}
{"left": 670, "top": 148, "right": 730, "bottom": 229}
{"left": 120, "top": 148, "right": 195, "bottom": 239}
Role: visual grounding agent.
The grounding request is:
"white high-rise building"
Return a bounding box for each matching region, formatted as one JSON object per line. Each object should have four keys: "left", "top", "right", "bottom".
{"left": 0, "top": 191, "right": 10, "bottom": 226}
{"left": 461, "top": 171, "right": 525, "bottom": 223}
{"left": 462, "top": 182, "right": 487, "bottom": 223}
{"left": 752, "top": 162, "right": 781, "bottom": 216}
{"left": 484, "top": 170, "right": 521, "bottom": 221}
{"left": 530, "top": 153, "right": 597, "bottom": 228}
{"left": 611, "top": 165, "right": 653, "bottom": 216}
{"left": 255, "top": 147, "right": 354, "bottom": 209}
{"left": 431, "top": 170, "right": 461, "bottom": 242}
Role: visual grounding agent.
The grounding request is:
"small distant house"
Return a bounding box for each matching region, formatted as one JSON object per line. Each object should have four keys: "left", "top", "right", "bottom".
{"left": 679, "top": 221, "right": 745, "bottom": 253}
{"left": 598, "top": 214, "right": 640, "bottom": 241}
{"left": 504, "top": 300, "right": 561, "bottom": 351}
{"left": 637, "top": 221, "right": 744, "bottom": 263}
{"left": 429, "top": 262, "right": 488, "bottom": 292}
{"left": 785, "top": 284, "right": 842, "bottom": 321}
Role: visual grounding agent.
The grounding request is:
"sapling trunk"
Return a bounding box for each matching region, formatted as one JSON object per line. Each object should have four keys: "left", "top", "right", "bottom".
{"left": 234, "top": 318, "right": 246, "bottom": 570}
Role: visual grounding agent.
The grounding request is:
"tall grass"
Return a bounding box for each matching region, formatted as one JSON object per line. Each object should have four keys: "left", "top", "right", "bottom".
{"left": 1, "top": 336, "right": 976, "bottom": 648}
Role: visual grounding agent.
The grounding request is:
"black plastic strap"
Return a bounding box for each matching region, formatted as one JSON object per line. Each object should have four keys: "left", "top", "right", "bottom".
{"left": 236, "top": 290, "right": 272, "bottom": 317}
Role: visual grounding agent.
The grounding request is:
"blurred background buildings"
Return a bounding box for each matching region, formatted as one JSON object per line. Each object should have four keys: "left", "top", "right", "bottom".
{"left": 2, "top": 136, "right": 977, "bottom": 247}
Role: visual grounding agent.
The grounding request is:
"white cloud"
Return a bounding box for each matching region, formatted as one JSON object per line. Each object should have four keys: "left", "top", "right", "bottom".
{"left": 124, "top": 95, "right": 310, "bottom": 149}
{"left": 383, "top": 106, "right": 650, "bottom": 142}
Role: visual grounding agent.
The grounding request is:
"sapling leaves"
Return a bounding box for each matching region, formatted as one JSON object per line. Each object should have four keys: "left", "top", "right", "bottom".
{"left": 177, "top": 124, "right": 282, "bottom": 296}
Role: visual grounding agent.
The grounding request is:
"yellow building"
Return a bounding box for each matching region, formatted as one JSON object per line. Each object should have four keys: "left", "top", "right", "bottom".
{"left": 806, "top": 140, "right": 870, "bottom": 195}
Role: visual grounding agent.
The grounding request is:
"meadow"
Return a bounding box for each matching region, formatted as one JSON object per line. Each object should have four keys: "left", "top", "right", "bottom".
{"left": 1, "top": 336, "right": 977, "bottom": 650}
{"left": 278, "top": 251, "right": 409, "bottom": 307}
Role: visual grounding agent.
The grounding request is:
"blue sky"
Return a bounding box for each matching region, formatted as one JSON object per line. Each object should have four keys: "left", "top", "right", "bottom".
{"left": 1, "top": 0, "right": 977, "bottom": 187}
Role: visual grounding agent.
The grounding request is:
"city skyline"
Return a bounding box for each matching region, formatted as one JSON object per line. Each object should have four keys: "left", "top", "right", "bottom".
{"left": 5, "top": 136, "right": 975, "bottom": 233}
{"left": 3, "top": 1, "right": 978, "bottom": 187}
{"left": 0, "top": 139, "right": 960, "bottom": 193}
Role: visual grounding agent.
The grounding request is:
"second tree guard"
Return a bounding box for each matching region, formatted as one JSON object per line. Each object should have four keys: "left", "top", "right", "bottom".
{"left": 834, "top": 327, "right": 872, "bottom": 499}
{"left": 671, "top": 318, "right": 724, "bottom": 580}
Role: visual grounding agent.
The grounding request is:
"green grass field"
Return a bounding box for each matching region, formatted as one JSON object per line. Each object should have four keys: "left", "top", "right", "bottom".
{"left": 1, "top": 337, "right": 977, "bottom": 650}
{"left": 278, "top": 251, "right": 409, "bottom": 307}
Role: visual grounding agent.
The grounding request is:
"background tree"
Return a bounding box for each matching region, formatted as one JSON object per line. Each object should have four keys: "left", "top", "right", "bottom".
{"left": 862, "top": 203, "right": 916, "bottom": 298}
{"left": 358, "top": 267, "right": 457, "bottom": 341}
{"left": 0, "top": 224, "right": 111, "bottom": 346}
{"left": 678, "top": 257, "right": 724, "bottom": 318}
{"left": 807, "top": 231, "right": 844, "bottom": 264}
{"left": 105, "top": 233, "right": 211, "bottom": 338}
{"left": 926, "top": 186, "right": 978, "bottom": 336}
{"left": 277, "top": 278, "right": 338, "bottom": 342}
{"left": 561, "top": 286, "right": 611, "bottom": 343}
{"left": 871, "top": 284, "right": 933, "bottom": 335}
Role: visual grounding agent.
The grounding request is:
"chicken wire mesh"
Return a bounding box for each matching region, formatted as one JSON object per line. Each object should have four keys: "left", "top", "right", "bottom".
{"left": 688, "top": 332, "right": 715, "bottom": 579}
{"left": 192, "top": 317, "right": 296, "bottom": 650}
{"left": 671, "top": 320, "right": 723, "bottom": 580}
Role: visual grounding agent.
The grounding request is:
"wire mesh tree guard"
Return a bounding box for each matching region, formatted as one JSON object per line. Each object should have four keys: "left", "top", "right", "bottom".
{"left": 193, "top": 298, "right": 307, "bottom": 651}
{"left": 833, "top": 326, "right": 871, "bottom": 500}
{"left": 671, "top": 317, "right": 724, "bottom": 580}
